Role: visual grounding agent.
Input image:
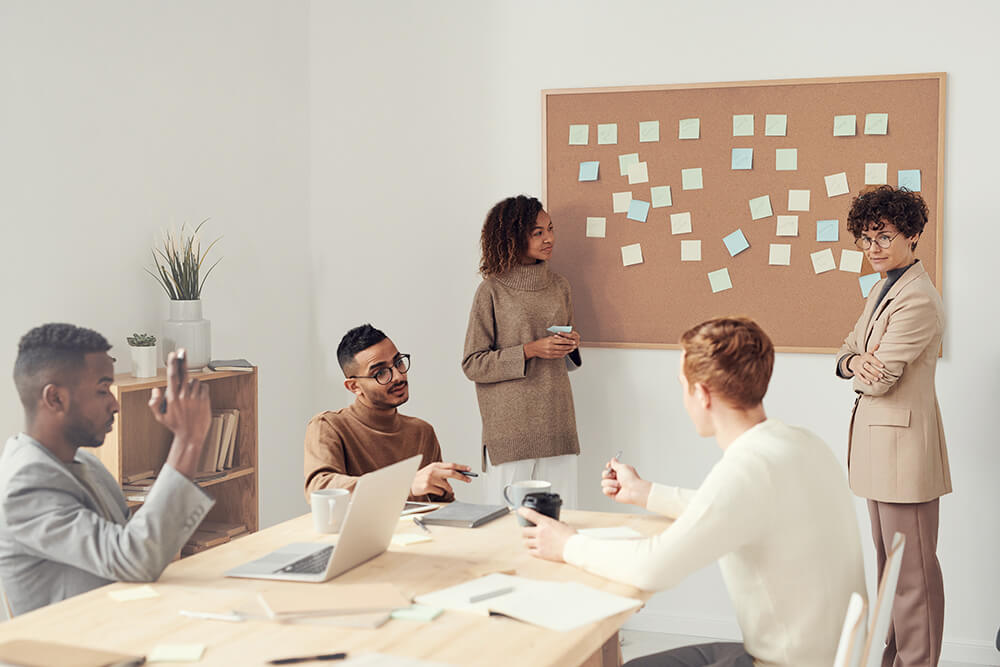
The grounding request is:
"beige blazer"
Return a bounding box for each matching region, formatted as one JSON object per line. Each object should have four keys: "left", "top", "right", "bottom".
{"left": 837, "top": 261, "right": 951, "bottom": 503}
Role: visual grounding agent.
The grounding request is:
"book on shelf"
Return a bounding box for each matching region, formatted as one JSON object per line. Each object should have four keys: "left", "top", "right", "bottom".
{"left": 216, "top": 408, "right": 239, "bottom": 470}
{"left": 123, "top": 468, "right": 156, "bottom": 484}
{"left": 198, "top": 520, "right": 247, "bottom": 537}
{"left": 208, "top": 358, "right": 253, "bottom": 372}
{"left": 125, "top": 493, "right": 147, "bottom": 503}
{"left": 197, "top": 414, "right": 224, "bottom": 474}
{"left": 187, "top": 530, "right": 230, "bottom": 548}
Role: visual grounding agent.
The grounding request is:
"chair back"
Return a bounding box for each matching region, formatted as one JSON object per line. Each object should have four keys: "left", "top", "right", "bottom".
{"left": 861, "top": 532, "right": 905, "bottom": 667}
{"left": 833, "top": 592, "right": 867, "bottom": 667}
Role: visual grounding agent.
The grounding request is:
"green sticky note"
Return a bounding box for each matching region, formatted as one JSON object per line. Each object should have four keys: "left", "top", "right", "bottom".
{"left": 864, "top": 113, "right": 888, "bottom": 135}
{"left": 391, "top": 605, "right": 443, "bottom": 622}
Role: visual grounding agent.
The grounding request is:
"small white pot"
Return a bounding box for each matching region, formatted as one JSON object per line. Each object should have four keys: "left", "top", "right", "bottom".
{"left": 130, "top": 345, "right": 158, "bottom": 378}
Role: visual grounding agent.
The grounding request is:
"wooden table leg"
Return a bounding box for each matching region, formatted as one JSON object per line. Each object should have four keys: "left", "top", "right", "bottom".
{"left": 579, "top": 630, "right": 622, "bottom": 667}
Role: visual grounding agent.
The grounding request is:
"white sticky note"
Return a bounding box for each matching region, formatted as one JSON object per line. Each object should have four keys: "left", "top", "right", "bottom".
{"left": 864, "top": 113, "right": 888, "bottom": 135}
{"left": 788, "top": 189, "right": 810, "bottom": 211}
{"left": 148, "top": 644, "right": 206, "bottom": 662}
{"left": 618, "top": 153, "right": 639, "bottom": 176}
{"left": 765, "top": 114, "right": 787, "bottom": 136}
{"left": 621, "top": 243, "right": 643, "bottom": 267}
{"left": 811, "top": 248, "right": 836, "bottom": 274}
{"left": 749, "top": 195, "right": 773, "bottom": 220}
{"left": 775, "top": 148, "right": 798, "bottom": 171}
{"left": 732, "top": 114, "right": 754, "bottom": 136}
{"left": 839, "top": 249, "right": 864, "bottom": 273}
{"left": 670, "top": 211, "right": 692, "bottom": 235}
{"left": 650, "top": 185, "right": 672, "bottom": 208}
{"left": 612, "top": 191, "right": 632, "bottom": 213}
{"left": 627, "top": 161, "right": 649, "bottom": 184}
{"left": 109, "top": 585, "right": 159, "bottom": 602}
{"left": 678, "top": 118, "right": 700, "bottom": 139}
{"left": 681, "top": 167, "right": 703, "bottom": 190}
{"left": 708, "top": 268, "right": 733, "bottom": 293}
{"left": 825, "top": 172, "right": 850, "bottom": 197}
{"left": 769, "top": 243, "right": 791, "bottom": 266}
{"left": 392, "top": 533, "right": 432, "bottom": 546}
{"left": 586, "top": 217, "right": 606, "bottom": 238}
{"left": 865, "top": 162, "right": 888, "bottom": 185}
{"left": 833, "top": 115, "right": 856, "bottom": 136}
{"left": 569, "top": 124, "right": 589, "bottom": 145}
{"left": 638, "top": 120, "right": 660, "bottom": 142}
{"left": 776, "top": 215, "right": 799, "bottom": 237}
{"left": 681, "top": 239, "right": 701, "bottom": 261}
{"left": 597, "top": 123, "right": 618, "bottom": 144}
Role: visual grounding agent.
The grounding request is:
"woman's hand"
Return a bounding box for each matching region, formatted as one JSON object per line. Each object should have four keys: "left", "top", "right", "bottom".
{"left": 524, "top": 335, "right": 576, "bottom": 360}
{"left": 601, "top": 459, "right": 652, "bottom": 508}
{"left": 848, "top": 344, "right": 884, "bottom": 385}
{"left": 519, "top": 508, "right": 576, "bottom": 562}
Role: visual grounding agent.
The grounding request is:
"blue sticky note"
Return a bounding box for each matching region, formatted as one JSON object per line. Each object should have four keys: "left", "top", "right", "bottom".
{"left": 731, "top": 148, "right": 753, "bottom": 170}
{"left": 723, "top": 229, "right": 750, "bottom": 256}
{"left": 898, "top": 169, "right": 921, "bottom": 191}
{"left": 578, "top": 161, "right": 599, "bottom": 182}
{"left": 627, "top": 199, "right": 650, "bottom": 223}
{"left": 816, "top": 220, "right": 839, "bottom": 242}
{"left": 859, "top": 273, "right": 881, "bottom": 298}
{"left": 547, "top": 325, "right": 572, "bottom": 333}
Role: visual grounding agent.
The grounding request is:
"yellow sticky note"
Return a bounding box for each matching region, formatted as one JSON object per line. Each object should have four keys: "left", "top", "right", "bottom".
{"left": 865, "top": 163, "right": 888, "bottom": 185}
{"left": 681, "top": 168, "right": 703, "bottom": 190}
{"left": 788, "top": 189, "right": 810, "bottom": 211}
{"left": 621, "top": 243, "right": 643, "bottom": 267}
{"left": 627, "top": 161, "right": 649, "bottom": 185}
{"left": 775, "top": 148, "right": 797, "bottom": 171}
{"left": 864, "top": 113, "right": 888, "bottom": 135}
{"left": 670, "top": 212, "right": 692, "bottom": 235}
{"left": 839, "top": 249, "right": 864, "bottom": 273}
{"left": 811, "top": 248, "right": 836, "bottom": 274}
{"left": 748, "top": 195, "right": 773, "bottom": 220}
{"left": 678, "top": 118, "right": 700, "bottom": 139}
{"left": 776, "top": 215, "right": 799, "bottom": 237}
{"left": 148, "top": 643, "right": 206, "bottom": 662}
{"left": 825, "top": 172, "right": 849, "bottom": 197}
{"left": 618, "top": 153, "right": 639, "bottom": 176}
{"left": 612, "top": 191, "right": 632, "bottom": 213}
{"left": 568, "top": 124, "right": 589, "bottom": 145}
{"left": 586, "top": 217, "right": 606, "bottom": 238}
{"left": 833, "top": 115, "right": 856, "bottom": 136}
{"left": 765, "top": 114, "right": 787, "bottom": 136}
{"left": 680, "top": 240, "right": 701, "bottom": 261}
{"left": 708, "top": 268, "right": 732, "bottom": 293}
{"left": 109, "top": 585, "right": 159, "bottom": 602}
{"left": 638, "top": 120, "right": 660, "bottom": 142}
{"left": 597, "top": 123, "right": 618, "bottom": 144}
{"left": 732, "top": 114, "right": 754, "bottom": 137}
{"left": 650, "top": 186, "right": 672, "bottom": 208}
{"left": 769, "top": 244, "right": 791, "bottom": 266}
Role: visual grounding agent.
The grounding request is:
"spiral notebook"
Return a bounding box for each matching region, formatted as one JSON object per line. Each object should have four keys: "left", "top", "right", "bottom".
{"left": 418, "top": 501, "right": 509, "bottom": 528}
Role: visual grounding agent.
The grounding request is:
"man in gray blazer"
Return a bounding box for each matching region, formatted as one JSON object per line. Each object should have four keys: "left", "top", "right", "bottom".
{"left": 0, "top": 323, "right": 216, "bottom": 616}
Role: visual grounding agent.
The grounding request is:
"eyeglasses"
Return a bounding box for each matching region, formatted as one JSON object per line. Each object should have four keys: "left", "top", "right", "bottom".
{"left": 348, "top": 354, "right": 410, "bottom": 385}
{"left": 855, "top": 231, "right": 901, "bottom": 251}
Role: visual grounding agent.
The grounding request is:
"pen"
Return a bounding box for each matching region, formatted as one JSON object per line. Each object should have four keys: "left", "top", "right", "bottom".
{"left": 457, "top": 470, "right": 478, "bottom": 478}
{"left": 469, "top": 586, "right": 515, "bottom": 603}
{"left": 267, "top": 653, "right": 346, "bottom": 665}
{"left": 413, "top": 515, "right": 431, "bottom": 534}
{"left": 607, "top": 449, "right": 623, "bottom": 469}
{"left": 179, "top": 609, "right": 244, "bottom": 622}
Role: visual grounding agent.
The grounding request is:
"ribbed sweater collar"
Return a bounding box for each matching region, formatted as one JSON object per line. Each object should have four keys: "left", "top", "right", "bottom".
{"left": 347, "top": 399, "right": 401, "bottom": 434}
{"left": 494, "top": 261, "right": 552, "bottom": 291}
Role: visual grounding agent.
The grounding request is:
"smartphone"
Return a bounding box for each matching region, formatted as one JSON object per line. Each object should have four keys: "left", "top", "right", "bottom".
{"left": 547, "top": 325, "right": 573, "bottom": 334}
{"left": 160, "top": 351, "right": 186, "bottom": 413}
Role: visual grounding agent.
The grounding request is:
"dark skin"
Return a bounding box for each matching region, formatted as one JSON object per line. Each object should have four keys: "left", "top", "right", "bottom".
{"left": 520, "top": 211, "right": 581, "bottom": 360}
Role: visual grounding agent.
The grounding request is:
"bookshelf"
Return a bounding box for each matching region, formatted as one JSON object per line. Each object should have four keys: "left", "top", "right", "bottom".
{"left": 95, "top": 367, "right": 259, "bottom": 541}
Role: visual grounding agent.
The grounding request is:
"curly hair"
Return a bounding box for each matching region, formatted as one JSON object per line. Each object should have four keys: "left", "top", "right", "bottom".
{"left": 680, "top": 317, "right": 774, "bottom": 409}
{"left": 479, "top": 195, "right": 544, "bottom": 276}
{"left": 14, "top": 323, "right": 111, "bottom": 417}
{"left": 337, "top": 323, "right": 387, "bottom": 375}
{"left": 847, "top": 185, "right": 928, "bottom": 248}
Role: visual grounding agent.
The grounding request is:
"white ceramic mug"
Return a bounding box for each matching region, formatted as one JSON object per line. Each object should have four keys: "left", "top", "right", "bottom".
{"left": 503, "top": 480, "right": 552, "bottom": 526}
{"left": 310, "top": 488, "right": 350, "bottom": 533}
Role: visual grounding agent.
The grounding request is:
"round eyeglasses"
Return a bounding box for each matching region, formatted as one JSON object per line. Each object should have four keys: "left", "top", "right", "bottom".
{"left": 855, "top": 231, "right": 901, "bottom": 251}
{"left": 348, "top": 354, "right": 410, "bottom": 385}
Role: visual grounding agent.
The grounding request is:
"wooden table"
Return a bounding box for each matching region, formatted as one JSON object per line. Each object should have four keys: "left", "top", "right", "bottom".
{"left": 0, "top": 510, "right": 670, "bottom": 666}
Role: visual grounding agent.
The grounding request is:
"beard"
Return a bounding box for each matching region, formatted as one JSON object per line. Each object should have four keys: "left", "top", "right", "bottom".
{"left": 64, "top": 416, "right": 108, "bottom": 448}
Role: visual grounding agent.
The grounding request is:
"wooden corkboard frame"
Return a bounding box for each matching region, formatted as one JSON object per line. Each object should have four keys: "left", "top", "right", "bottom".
{"left": 543, "top": 73, "right": 945, "bottom": 353}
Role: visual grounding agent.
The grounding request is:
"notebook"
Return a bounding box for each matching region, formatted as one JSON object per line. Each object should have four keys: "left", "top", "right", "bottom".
{"left": 418, "top": 501, "right": 508, "bottom": 528}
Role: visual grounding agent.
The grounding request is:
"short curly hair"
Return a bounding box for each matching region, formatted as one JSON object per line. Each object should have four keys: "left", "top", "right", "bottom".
{"left": 479, "top": 195, "right": 544, "bottom": 276}
{"left": 14, "top": 323, "right": 111, "bottom": 418}
{"left": 847, "top": 185, "right": 928, "bottom": 246}
{"left": 680, "top": 317, "right": 774, "bottom": 409}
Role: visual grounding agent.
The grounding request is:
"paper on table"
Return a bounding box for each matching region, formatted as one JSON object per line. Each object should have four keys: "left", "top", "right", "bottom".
{"left": 816, "top": 220, "right": 839, "bottom": 242}
{"left": 148, "top": 643, "right": 205, "bottom": 662}
{"left": 811, "top": 248, "right": 836, "bottom": 274}
{"left": 681, "top": 168, "right": 703, "bottom": 190}
{"left": 708, "top": 268, "right": 732, "bottom": 293}
{"left": 597, "top": 123, "right": 618, "bottom": 144}
{"left": 109, "top": 585, "right": 159, "bottom": 601}
{"left": 833, "top": 115, "right": 856, "bottom": 136}
{"left": 765, "top": 114, "right": 787, "bottom": 136}
{"left": 487, "top": 581, "right": 641, "bottom": 632}
{"left": 749, "top": 195, "right": 773, "bottom": 220}
{"left": 865, "top": 163, "right": 888, "bottom": 185}
{"left": 864, "top": 113, "right": 888, "bottom": 135}
{"left": 390, "top": 605, "right": 443, "bottom": 622}
{"left": 723, "top": 229, "right": 750, "bottom": 256}
{"left": 776, "top": 215, "right": 799, "bottom": 237}
{"left": 769, "top": 244, "right": 791, "bottom": 266}
{"left": 650, "top": 185, "right": 672, "bottom": 208}
{"left": 732, "top": 114, "right": 754, "bottom": 136}
{"left": 898, "top": 169, "right": 921, "bottom": 191}
{"left": 578, "top": 161, "right": 599, "bottom": 182}
{"left": 788, "top": 189, "right": 810, "bottom": 211}
{"left": 413, "top": 573, "right": 525, "bottom": 616}
{"left": 586, "top": 217, "right": 606, "bottom": 238}
{"left": 569, "top": 124, "right": 589, "bottom": 145}
{"left": 859, "top": 273, "right": 881, "bottom": 298}
{"left": 392, "top": 533, "right": 432, "bottom": 546}
{"left": 731, "top": 148, "right": 752, "bottom": 170}
{"left": 639, "top": 120, "right": 660, "bottom": 142}
{"left": 670, "top": 212, "right": 692, "bottom": 235}
{"left": 680, "top": 239, "right": 701, "bottom": 261}
{"left": 678, "top": 118, "right": 700, "bottom": 139}
{"left": 612, "top": 191, "right": 632, "bottom": 213}
{"left": 775, "top": 148, "right": 797, "bottom": 171}
{"left": 627, "top": 199, "right": 650, "bottom": 222}
{"left": 840, "top": 249, "right": 864, "bottom": 273}
{"left": 618, "top": 153, "right": 639, "bottom": 176}
{"left": 825, "top": 172, "right": 849, "bottom": 197}
{"left": 621, "top": 243, "right": 643, "bottom": 267}
{"left": 339, "top": 654, "right": 455, "bottom": 667}
{"left": 627, "top": 161, "right": 649, "bottom": 184}
{"left": 578, "top": 526, "right": 643, "bottom": 539}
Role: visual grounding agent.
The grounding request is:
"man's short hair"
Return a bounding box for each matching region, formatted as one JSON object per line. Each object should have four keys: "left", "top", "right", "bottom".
{"left": 336, "top": 324, "right": 388, "bottom": 375}
{"left": 679, "top": 317, "right": 774, "bottom": 409}
{"left": 846, "top": 185, "right": 929, "bottom": 242}
{"left": 14, "top": 323, "right": 112, "bottom": 418}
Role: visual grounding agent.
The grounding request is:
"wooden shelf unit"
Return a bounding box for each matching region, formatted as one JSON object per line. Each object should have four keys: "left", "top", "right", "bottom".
{"left": 96, "top": 367, "right": 259, "bottom": 536}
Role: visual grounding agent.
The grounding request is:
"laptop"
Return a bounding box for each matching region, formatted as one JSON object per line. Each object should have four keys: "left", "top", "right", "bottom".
{"left": 224, "top": 454, "right": 420, "bottom": 582}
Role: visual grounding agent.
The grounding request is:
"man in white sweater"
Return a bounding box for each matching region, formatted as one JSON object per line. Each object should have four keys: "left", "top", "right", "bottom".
{"left": 521, "top": 317, "right": 866, "bottom": 667}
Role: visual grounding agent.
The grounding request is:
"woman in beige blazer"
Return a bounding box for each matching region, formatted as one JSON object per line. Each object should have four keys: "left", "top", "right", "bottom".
{"left": 836, "top": 185, "right": 950, "bottom": 667}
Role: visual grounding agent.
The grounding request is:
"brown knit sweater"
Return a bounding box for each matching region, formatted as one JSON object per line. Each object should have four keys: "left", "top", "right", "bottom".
{"left": 462, "top": 261, "right": 581, "bottom": 468}
{"left": 303, "top": 400, "right": 454, "bottom": 502}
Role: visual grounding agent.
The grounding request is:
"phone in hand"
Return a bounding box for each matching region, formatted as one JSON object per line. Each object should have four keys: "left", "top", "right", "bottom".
{"left": 160, "top": 350, "right": 186, "bottom": 413}
{"left": 546, "top": 325, "right": 573, "bottom": 334}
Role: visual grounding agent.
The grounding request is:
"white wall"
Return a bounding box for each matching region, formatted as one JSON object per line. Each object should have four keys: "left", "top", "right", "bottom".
{"left": 310, "top": 1, "right": 1000, "bottom": 662}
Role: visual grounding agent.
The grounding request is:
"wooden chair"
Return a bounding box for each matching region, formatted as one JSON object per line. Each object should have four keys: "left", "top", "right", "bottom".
{"left": 860, "top": 532, "right": 906, "bottom": 667}
{"left": 833, "top": 592, "right": 867, "bottom": 667}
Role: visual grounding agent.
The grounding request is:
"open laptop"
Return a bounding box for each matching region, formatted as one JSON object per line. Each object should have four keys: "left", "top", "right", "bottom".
{"left": 225, "top": 454, "right": 420, "bottom": 582}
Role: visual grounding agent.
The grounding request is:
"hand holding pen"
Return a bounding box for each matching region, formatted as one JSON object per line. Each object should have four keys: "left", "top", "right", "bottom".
{"left": 600, "top": 450, "right": 652, "bottom": 508}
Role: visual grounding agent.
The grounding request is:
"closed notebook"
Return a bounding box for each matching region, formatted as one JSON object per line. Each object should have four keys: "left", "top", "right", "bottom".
{"left": 257, "top": 583, "right": 410, "bottom": 619}
{"left": 418, "top": 501, "right": 509, "bottom": 528}
{"left": 0, "top": 639, "right": 143, "bottom": 667}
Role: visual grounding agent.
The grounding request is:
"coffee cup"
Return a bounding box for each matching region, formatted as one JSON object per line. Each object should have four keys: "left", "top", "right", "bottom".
{"left": 503, "top": 480, "right": 552, "bottom": 526}
{"left": 520, "top": 492, "right": 562, "bottom": 526}
{"left": 310, "top": 488, "right": 350, "bottom": 533}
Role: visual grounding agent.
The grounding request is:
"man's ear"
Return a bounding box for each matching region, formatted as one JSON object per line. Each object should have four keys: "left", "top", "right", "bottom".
{"left": 693, "top": 382, "right": 711, "bottom": 410}
{"left": 343, "top": 378, "right": 362, "bottom": 396}
{"left": 40, "top": 383, "right": 69, "bottom": 415}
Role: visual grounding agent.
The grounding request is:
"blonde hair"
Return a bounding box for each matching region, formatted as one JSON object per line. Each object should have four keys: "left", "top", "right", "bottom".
{"left": 679, "top": 317, "right": 774, "bottom": 408}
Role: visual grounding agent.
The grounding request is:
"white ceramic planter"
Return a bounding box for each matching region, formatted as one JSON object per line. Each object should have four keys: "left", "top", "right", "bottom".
{"left": 162, "top": 300, "right": 211, "bottom": 370}
{"left": 130, "top": 345, "right": 158, "bottom": 378}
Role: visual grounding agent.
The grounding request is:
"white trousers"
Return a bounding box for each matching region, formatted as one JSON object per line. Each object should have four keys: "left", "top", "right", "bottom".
{"left": 485, "top": 453, "right": 578, "bottom": 510}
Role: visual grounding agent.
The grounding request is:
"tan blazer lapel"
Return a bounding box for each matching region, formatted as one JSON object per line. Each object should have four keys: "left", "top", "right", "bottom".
{"left": 864, "top": 262, "right": 926, "bottom": 350}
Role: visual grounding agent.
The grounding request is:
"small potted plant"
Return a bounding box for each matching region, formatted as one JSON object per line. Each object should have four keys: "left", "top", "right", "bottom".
{"left": 127, "top": 333, "right": 158, "bottom": 378}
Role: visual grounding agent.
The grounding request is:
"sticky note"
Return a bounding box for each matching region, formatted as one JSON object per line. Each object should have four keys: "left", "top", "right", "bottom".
{"left": 732, "top": 114, "right": 754, "bottom": 136}
{"left": 627, "top": 161, "right": 649, "bottom": 185}
{"left": 833, "top": 115, "right": 856, "bottom": 136}
{"left": 627, "top": 199, "right": 650, "bottom": 222}
{"left": 681, "top": 239, "right": 701, "bottom": 261}
{"left": 569, "top": 124, "right": 589, "bottom": 145}
{"left": 650, "top": 185, "right": 672, "bottom": 208}
{"left": 679, "top": 118, "right": 700, "bottom": 139}
{"left": 391, "top": 605, "right": 443, "bottom": 622}
{"left": 865, "top": 162, "right": 888, "bottom": 185}
{"left": 670, "top": 211, "right": 692, "bottom": 234}
{"left": 765, "top": 114, "right": 787, "bottom": 136}
{"left": 859, "top": 273, "right": 881, "bottom": 298}
{"left": 148, "top": 644, "right": 206, "bottom": 662}
{"left": 597, "top": 123, "right": 618, "bottom": 144}
{"left": 612, "top": 191, "right": 632, "bottom": 213}
{"left": 769, "top": 243, "right": 791, "bottom": 266}
{"left": 681, "top": 167, "right": 703, "bottom": 190}
{"left": 816, "top": 219, "right": 839, "bottom": 242}
{"left": 109, "top": 585, "right": 159, "bottom": 601}
{"left": 840, "top": 249, "right": 864, "bottom": 273}
{"left": 775, "top": 148, "right": 797, "bottom": 171}
{"left": 586, "top": 217, "right": 606, "bottom": 238}
{"left": 825, "top": 172, "right": 849, "bottom": 197}
{"left": 621, "top": 243, "right": 643, "bottom": 266}
{"left": 547, "top": 326, "right": 573, "bottom": 333}
{"left": 639, "top": 120, "right": 660, "bottom": 142}
{"left": 749, "top": 195, "right": 773, "bottom": 220}
{"left": 578, "top": 161, "right": 599, "bottom": 182}
{"left": 708, "top": 268, "right": 733, "bottom": 293}
{"left": 392, "top": 533, "right": 432, "bottom": 546}
{"left": 731, "top": 148, "right": 753, "bottom": 170}
{"left": 776, "top": 215, "right": 799, "bottom": 237}
{"left": 898, "top": 169, "right": 921, "bottom": 191}
{"left": 811, "top": 248, "right": 836, "bottom": 274}
{"left": 864, "top": 113, "right": 888, "bottom": 135}
{"left": 619, "top": 153, "right": 639, "bottom": 176}
{"left": 788, "top": 189, "right": 810, "bottom": 211}
{"left": 723, "top": 229, "right": 750, "bottom": 256}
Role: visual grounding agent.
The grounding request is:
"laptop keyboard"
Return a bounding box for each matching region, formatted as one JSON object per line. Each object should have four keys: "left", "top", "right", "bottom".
{"left": 276, "top": 545, "right": 334, "bottom": 574}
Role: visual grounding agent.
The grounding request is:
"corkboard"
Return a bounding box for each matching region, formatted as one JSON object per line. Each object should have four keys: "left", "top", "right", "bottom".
{"left": 543, "top": 73, "right": 945, "bottom": 353}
